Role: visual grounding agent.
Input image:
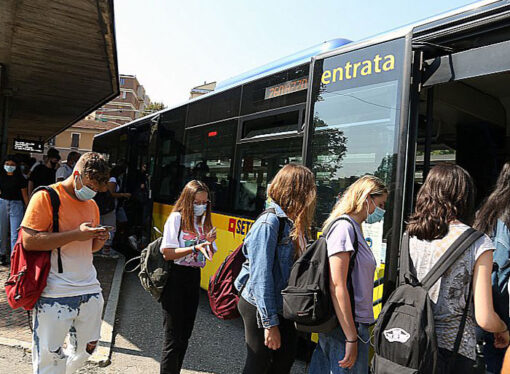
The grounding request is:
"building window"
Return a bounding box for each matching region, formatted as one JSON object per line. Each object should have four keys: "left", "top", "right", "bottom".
{"left": 71, "top": 133, "right": 80, "bottom": 148}
{"left": 120, "top": 78, "right": 125, "bottom": 85}
{"left": 121, "top": 91, "right": 127, "bottom": 99}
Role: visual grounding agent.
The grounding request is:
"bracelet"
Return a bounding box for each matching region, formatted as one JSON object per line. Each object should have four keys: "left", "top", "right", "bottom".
{"left": 345, "top": 338, "right": 358, "bottom": 343}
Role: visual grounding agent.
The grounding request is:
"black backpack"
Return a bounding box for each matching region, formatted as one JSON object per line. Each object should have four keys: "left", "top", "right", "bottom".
{"left": 372, "top": 228, "right": 483, "bottom": 374}
{"left": 282, "top": 216, "right": 358, "bottom": 333}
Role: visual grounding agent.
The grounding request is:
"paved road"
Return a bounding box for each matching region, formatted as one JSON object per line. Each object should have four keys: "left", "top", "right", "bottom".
{"left": 1, "top": 272, "right": 307, "bottom": 373}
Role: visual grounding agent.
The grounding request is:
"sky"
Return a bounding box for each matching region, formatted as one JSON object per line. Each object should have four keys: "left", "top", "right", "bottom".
{"left": 114, "top": 0, "right": 483, "bottom": 107}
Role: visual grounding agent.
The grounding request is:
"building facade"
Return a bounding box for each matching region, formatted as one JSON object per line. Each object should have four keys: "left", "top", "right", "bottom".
{"left": 189, "top": 81, "right": 216, "bottom": 99}
{"left": 49, "top": 120, "right": 119, "bottom": 160}
{"left": 94, "top": 74, "right": 151, "bottom": 125}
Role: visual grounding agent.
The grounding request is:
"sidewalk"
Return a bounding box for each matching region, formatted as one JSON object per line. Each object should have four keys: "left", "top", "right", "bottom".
{"left": 0, "top": 255, "right": 119, "bottom": 348}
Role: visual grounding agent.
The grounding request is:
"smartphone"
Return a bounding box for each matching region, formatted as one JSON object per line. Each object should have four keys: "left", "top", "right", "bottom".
{"left": 93, "top": 225, "right": 115, "bottom": 232}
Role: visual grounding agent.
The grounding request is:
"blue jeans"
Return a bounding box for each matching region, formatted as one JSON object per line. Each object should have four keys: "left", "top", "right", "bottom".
{"left": 309, "top": 323, "right": 370, "bottom": 374}
{"left": 0, "top": 198, "right": 24, "bottom": 256}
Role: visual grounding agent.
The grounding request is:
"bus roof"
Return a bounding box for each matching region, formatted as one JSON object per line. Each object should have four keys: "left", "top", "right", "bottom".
{"left": 215, "top": 38, "right": 351, "bottom": 91}
{"left": 96, "top": 0, "right": 508, "bottom": 140}
{"left": 315, "top": 0, "right": 505, "bottom": 60}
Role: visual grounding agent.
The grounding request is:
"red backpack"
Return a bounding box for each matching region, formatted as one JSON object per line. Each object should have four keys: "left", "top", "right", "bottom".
{"left": 208, "top": 208, "right": 285, "bottom": 320}
{"left": 5, "top": 187, "right": 61, "bottom": 310}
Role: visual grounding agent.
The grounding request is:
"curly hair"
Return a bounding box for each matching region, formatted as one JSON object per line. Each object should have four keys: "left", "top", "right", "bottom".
{"left": 75, "top": 152, "right": 110, "bottom": 186}
{"left": 407, "top": 163, "right": 475, "bottom": 241}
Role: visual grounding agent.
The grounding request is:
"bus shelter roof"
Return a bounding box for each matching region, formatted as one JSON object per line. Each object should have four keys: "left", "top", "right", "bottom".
{"left": 0, "top": 0, "right": 119, "bottom": 143}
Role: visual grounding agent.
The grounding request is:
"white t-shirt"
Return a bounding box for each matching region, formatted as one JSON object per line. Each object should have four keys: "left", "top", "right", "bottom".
{"left": 161, "top": 212, "right": 217, "bottom": 268}
{"left": 56, "top": 164, "right": 73, "bottom": 180}
{"left": 409, "top": 223, "right": 494, "bottom": 359}
{"left": 109, "top": 176, "right": 120, "bottom": 192}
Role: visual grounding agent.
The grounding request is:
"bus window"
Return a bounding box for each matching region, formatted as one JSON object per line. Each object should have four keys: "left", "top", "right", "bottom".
{"left": 241, "top": 109, "right": 301, "bottom": 140}
{"left": 153, "top": 108, "right": 186, "bottom": 204}
{"left": 182, "top": 120, "right": 236, "bottom": 212}
{"left": 241, "top": 65, "right": 309, "bottom": 116}
{"left": 234, "top": 137, "right": 303, "bottom": 217}
{"left": 186, "top": 87, "right": 241, "bottom": 128}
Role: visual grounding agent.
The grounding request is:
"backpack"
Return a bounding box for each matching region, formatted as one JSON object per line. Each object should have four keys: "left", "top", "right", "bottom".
{"left": 4, "top": 186, "right": 62, "bottom": 310}
{"left": 208, "top": 208, "right": 286, "bottom": 320}
{"left": 372, "top": 228, "right": 483, "bottom": 374}
{"left": 490, "top": 220, "right": 510, "bottom": 328}
{"left": 125, "top": 237, "right": 170, "bottom": 302}
{"left": 281, "top": 216, "right": 358, "bottom": 333}
{"left": 124, "top": 225, "right": 183, "bottom": 302}
{"left": 94, "top": 190, "right": 115, "bottom": 216}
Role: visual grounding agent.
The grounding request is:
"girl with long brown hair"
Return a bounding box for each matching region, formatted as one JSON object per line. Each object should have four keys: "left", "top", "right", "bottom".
{"left": 474, "top": 161, "right": 510, "bottom": 373}
{"left": 310, "top": 175, "right": 387, "bottom": 374}
{"left": 234, "top": 163, "right": 317, "bottom": 374}
{"left": 406, "top": 164, "right": 508, "bottom": 372}
{"left": 159, "top": 180, "right": 217, "bottom": 374}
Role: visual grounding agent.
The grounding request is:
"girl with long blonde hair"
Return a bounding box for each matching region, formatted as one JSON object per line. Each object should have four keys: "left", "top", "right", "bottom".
{"left": 310, "top": 175, "right": 387, "bottom": 374}
{"left": 159, "top": 180, "right": 217, "bottom": 373}
{"left": 235, "top": 163, "right": 317, "bottom": 374}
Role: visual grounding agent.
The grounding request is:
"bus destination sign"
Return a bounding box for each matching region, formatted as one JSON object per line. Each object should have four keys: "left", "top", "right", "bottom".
{"left": 13, "top": 138, "right": 44, "bottom": 153}
{"left": 264, "top": 77, "right": 308, "bottom": 100}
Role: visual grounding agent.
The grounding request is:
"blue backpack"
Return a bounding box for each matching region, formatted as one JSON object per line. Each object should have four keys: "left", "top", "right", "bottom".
{"left": 491, "top": 219, "right": 510, "bottom": 326}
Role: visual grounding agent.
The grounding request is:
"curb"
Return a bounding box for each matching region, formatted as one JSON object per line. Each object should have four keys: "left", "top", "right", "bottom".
{"left": 89, "top": 254, "right": 125, "bottom": 367}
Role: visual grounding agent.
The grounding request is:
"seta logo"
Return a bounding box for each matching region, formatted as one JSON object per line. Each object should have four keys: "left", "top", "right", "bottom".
{"left": 228, "top": 218, "right": 254, "bottom": 238}
{"left": 321, "top": 54, "right": 395, "bottom": 85}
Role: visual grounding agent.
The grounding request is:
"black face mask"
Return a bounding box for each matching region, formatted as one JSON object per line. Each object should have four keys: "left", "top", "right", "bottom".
{"left": 50, "top": 161, "right": 58, "bottom": 168}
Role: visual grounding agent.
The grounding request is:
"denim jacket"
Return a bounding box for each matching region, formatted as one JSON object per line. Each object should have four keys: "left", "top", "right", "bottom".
{"left": 492, "top": 219, "right": 510, "bottom": 290}
{"left": 234, "top": 202, "right": 294, "bottom": 329}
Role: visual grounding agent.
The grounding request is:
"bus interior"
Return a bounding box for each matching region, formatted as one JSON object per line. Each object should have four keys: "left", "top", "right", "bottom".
{"left": 416, "top": 68, "right": 510, "bottom": 210}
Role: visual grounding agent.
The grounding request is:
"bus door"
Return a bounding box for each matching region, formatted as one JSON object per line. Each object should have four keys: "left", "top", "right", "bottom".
{"left": 304, "top": 33, "right": 417, "bottom": 304}
{"left": 417, "top": 37, "right": 510, "bottom": 207}
{"left": 233, "top": 105, "right": 306, "bottom": 218}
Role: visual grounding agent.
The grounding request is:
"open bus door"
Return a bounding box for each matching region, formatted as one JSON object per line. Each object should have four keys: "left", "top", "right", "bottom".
{"left": 304, "top": 31, "right": 420, "bottom": 309}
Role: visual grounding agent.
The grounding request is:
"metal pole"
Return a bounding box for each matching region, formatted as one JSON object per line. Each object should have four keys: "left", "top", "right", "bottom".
{"left": 0, "top": 63, "right": 6, "bottom": 160}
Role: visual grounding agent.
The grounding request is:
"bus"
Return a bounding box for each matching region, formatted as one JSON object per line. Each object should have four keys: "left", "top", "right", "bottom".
{"left": 94, "top": 0, "right": 510, "bottom": 310}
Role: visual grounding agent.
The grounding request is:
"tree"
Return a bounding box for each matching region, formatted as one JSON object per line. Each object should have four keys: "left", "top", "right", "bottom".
{"left": 143, "top": 101, "right": 166, "bottom": 115}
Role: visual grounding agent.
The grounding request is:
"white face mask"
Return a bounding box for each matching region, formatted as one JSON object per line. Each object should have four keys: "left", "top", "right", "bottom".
{"left": 74, "top": 173, "right": 97, "bottom": 201}
{"left": 193, "top": 203, "right": 207, "bottom": 216}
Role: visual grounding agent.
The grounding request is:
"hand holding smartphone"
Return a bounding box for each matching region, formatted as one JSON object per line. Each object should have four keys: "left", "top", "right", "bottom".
{"left": 92, "top": 225, "right": 115, "bottom": 232}
{"left": 206, "top": 227, "right": 217, "bottom": 242}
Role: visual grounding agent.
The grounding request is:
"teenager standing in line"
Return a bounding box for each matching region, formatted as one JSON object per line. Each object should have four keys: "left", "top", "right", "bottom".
{"left": 474, "top": 161, "right": 510, "bottom": 373}
{"left": 0, "top": 155, "right": 29, "bottom": 265}
{"left": 408, "top": 164, "right": 508, "bottom": 372}
{"left": 159, "top": 180, "right": 217, "bottom": 374}
{"left": 235, "top": 164, "right": 317, "bottom": 374}
{"left": 310, "top": 175, "right": 387, "bottom": 374}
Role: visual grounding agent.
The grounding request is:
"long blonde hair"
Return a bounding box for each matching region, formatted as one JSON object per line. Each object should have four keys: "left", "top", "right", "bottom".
{"left": 173, "top": 180, "right": 213, "bottom": 235}
{"left": 323, "top": 175, "right": 387, "bottom": 231}
{"left": 267, "top": 164, "right": 316, "bottom": 255}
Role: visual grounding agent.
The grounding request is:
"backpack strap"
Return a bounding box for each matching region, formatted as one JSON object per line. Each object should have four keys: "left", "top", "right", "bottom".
{"left": 398, "top": 232, "right": 419, "bottom": 286}
{"left": 449, "top": 276, "right": 473, "bottom": 369}
{"left": 33, "top": 186, "right": 63, "bottom": 273}
{"left": 421, "top": 228, "right": 483, "bottom": 291}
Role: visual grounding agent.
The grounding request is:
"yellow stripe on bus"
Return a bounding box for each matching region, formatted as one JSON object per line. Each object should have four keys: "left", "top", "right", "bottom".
{"left": 153, "top": 202, "right": 385, "bottom": 317}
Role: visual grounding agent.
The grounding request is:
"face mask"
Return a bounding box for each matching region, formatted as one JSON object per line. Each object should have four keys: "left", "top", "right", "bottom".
{"left": 4, "top": 165, "right": 16, "bottom": 173}
{"left": 50, "top": 161, "right": 58, "bottom": 168}
{"left": 74, "top": 174, "right": 97, "bottom": 201}
{"left": 366, "top": 199, "right": 385, "bottom": 224}
{"left": 193, "top": 203, "right": 207, "bottom": 216}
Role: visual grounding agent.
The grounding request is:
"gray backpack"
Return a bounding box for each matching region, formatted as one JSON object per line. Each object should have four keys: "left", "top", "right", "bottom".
{"left": 372, "top": 228, "right": 483, "bottom": 374}
{"left": 125, "top": 234, "right": 175, "bottom": 302}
